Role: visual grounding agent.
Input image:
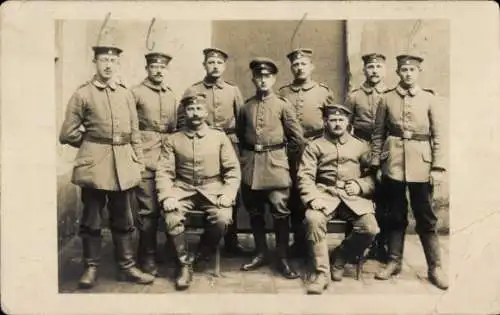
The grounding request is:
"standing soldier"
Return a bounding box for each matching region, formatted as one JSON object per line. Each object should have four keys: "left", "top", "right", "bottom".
{"left": 181, "top": 48, "right": 246, "bottom": 255}
{"left": 59, "top": 43, "right": 154, "bottom": 288}
{"left": 371, "top": 54, "right": 448, "bottom": 290}
{"left": 131, "top": 51, "right": 179, "bottom": 277}
{"left": 238, "top": 58, "right": 305, "bottom": 279}
{"left": 155, "top": 92, "right": 241, "bottom": 290}
{"left": 298, "top": 103, "right": 379, "bottom": 294}
{"left": 279, "top": 48, "right": 334, "bottom": 259}
{"left": 345, "top": 53, "right": 389, "bottom": 262}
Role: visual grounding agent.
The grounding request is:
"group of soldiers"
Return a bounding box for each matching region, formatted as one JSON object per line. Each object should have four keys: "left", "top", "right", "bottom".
{"left": 59, "top": 40, "right": 448, "bottom": 294}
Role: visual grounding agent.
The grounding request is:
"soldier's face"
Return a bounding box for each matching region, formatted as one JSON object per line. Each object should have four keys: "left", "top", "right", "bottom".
{"left": 185, "top": 104, "right": 208, "bottom": 128}
{"left": 252, "top": 73, "right": 276, "bottom": 92}
{"left": 325, "top": 114, "right": 349, "bottom": 136}
{"left": 291, "top": 57, "right": 314, "bottom": 80}
{"left": 397, "top": 65, "right": 420, "bottom": 86}
{"left": 364, "top": 62, "right": 386, "bottom": 84}
{"left": 204, "top": 57, "right": 226, "bottom": 78}
{"left": 94, "top": 54, "right": 119, "bottom": 81}
{"left": 146, "top": 62, "right": 167, "bottom": 84}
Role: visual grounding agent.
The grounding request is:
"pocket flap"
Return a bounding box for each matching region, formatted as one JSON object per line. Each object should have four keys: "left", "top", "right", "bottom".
{"left": 422, "top": 150, "right": 433, "bottom": 163}
{"left": 74, "top": 158, "right": 94, "bottom": 167}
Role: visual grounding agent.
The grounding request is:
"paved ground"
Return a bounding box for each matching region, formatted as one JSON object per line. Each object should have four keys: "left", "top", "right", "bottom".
{"left": 59, "top": 232, "right": 449, "bottom": 294}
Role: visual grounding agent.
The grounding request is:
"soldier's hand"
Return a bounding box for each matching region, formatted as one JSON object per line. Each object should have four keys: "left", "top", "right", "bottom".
{"left": 345, "top": 180, "right": 361, "bottom": 196}
{"left": 310, "top": 199, "right": 328, "bottom": 211}
{"left": 163, "top": 198, "right": 180, "bottom": 212}
{"left": 216, "top": 195, "right": 233, "bottom": 208}
{"left": 430, "top": 169, "right": 445, "bottom": 186}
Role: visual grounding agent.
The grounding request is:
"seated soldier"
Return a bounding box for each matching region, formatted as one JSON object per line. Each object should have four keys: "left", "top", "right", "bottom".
{"left": 155, "top": 92, "right": 241, "bottom": 291}
{"left": 297, "top": 103, "right": 379, "bottom": 294}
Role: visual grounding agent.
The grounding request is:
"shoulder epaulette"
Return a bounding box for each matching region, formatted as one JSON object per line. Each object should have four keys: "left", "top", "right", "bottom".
{"left": 77, "top": 81, "right": 91, "bottom": 89}
{"left": 423, "top": 88, "right": 435, "bottom": 95}
{"left": 319, "top": 82, "right": 331, "bottom": 91}
{"left": 224, "top": 80, "right": 237, "bottom": 86}
{"left": 244, "top": 96, "right": 255, "bottom": 104}
{"left": 384, "top": 87, "right": 396, "bottom": 94}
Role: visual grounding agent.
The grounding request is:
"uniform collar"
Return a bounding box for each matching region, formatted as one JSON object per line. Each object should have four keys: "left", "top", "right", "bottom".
{"left": 361, "top": 81, "right": 387, "bottom": 94}
{"left": 255, "top": 90, "right": 275, "bottom": 101}
{"left": 92, "top": 76, "right": 118, "bottom": 90}
{"left": 290, "top": 80, "right": 317, "bottom": 92}
{"left": 325, "top": 130, "right": 349, "bottom": 144}
{"left": 183, "top": 123, "right": 209, "bottom": 138}
{"left": 143, "top": 78, "right": 168, "bottom": 92}
{"left": 396, "top": 83, "right": 421, "bottom": 97}
{"left": 203, "top": 76, "right": 225, "bottom": 89}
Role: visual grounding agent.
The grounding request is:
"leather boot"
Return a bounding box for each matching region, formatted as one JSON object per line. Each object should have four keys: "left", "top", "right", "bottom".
{"left": 289, "top": 225, "right": 307, "bottom": 259}
{"left": 112, "top": 231, "right": 155, "bottom": 284}
{"left": 375, "top": 230, "right": 405, "bottom": 280}
{"left": 274, "top": 218, "right": 299, "bottom": 279}
{"left": 241, "top": 215, "right": 268, "bottom": 271}
{"left": 79, "top": 234, "right": 101, "bottom": 289}
{"left": 330, "top": 245, "right": 346, "bottom": 282}
{"left": 306, "top": 272, "right": 330, "bottom": 294}
{"left": 137, "top": 216, "right": 158, "bottom": 276}
{"left": 171, "top": 232, "right": 193, "bottom": 290}
{"left": 419, "top": 232, "right": 448, "bottom": 290}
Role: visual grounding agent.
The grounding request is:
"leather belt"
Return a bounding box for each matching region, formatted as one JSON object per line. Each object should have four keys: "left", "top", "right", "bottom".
{"left": 304, "top": 129, "right": 324, "bottom": 139}
{"left": 242, "top": 142, "right": 286, "bottom": 153}
{"left": 141, "top": 126, "right": 176, "bottom": 134}
{"left": 176, "top": 174, "right": 221, "bottom": 186}
{"left": 352, "top": 128, "right": 372, "bottom": 142}
{"left": 84, "top": 133, "right": 131, "bottom": 145}
{"left": 390, "top": 129, "right": 430, "bottom": 141}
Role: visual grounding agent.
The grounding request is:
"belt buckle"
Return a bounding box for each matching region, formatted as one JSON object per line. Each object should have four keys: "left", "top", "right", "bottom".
{"left": 336, "top": 180, "right": 346, "bottom": 189}
{"left": 193, "top": 178, "right": 203, "bottom": 186}
{"left": 254, "top": 144, "right": 263, "bottom": 152}
{"left": 402, "top": 130, "right": 413, "bottom": 139}
{"left": 112, "top": 135, "right": 122, "bottom": 144}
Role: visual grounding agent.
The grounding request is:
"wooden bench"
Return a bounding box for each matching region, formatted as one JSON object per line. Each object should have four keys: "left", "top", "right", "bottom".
{"left": 182, "top": 214, "right": 365, "bottom": 280}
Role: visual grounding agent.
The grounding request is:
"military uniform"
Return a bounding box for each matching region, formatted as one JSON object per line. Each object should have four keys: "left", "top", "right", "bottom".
{"left": 279, "top": 48, "right": 335, "bottom": 257}
{"left": 180, "top": 48, "right": 246, "bottom": 254}
{"left": 155, "top": 93, "right": 241, "bottom": 290}
{"left": 299, "top": 104, "right": 379, "bottom": 294}
{"left": 131, "top": 52, "right": 179, "bottom": 276}
{"left": 371, "top": 55, "right": 448, "bottom": 290}
{"left": 238, "top": 58, "right": 305, "bottom": 279}
{"left": 344, "top": 53, "right": 389, "bottom": 262}
{"left": 59, "top": 45, "right": 154, "bottom": 288}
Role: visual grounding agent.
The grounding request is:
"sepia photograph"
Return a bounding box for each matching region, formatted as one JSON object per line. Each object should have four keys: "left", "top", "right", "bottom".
{"left": 56, "top": 18, "right": 450, "bottom": 295}
{"left": 1, "top": 1, "right": 500, "bottom": 314}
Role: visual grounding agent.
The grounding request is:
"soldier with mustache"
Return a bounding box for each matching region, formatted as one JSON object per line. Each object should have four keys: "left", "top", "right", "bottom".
{"left": 181, "top": 48, "right": 247, "bottom": 257}
{"left": 344, "top": 53, "right": 389, "bottom": 262}
{"left": 131, "top": 51, "right": 179, "bottom": 277}
{"left": 278, "top": 48, "right": 335, "bottom": 260}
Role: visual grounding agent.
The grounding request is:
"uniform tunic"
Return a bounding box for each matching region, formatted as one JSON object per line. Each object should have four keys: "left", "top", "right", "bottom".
{"left": 345, "top": 82, "right": 387, "bottom": 140}
{"left": 59, "top": 77, "right": 143, "bottom": 191}
{"left": 298, "top": 132, "right": 375, "bottom": 216}
{"left": 278, "top": 81, "right": 333, "bottom": 138}
{"left": 371, "top": 84, "right": 446, "bottom": 182}
{"left": 155, "top": 124, "right": 241, "bottom": 204}
{"left": 237, "top": 92, "right": 305, "bottom": 190}
{"left": 181, "top": 78, "right": 244, "bottom": 145}
{"left": 131, "top": 78, "right": 179, "bottom": 178}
